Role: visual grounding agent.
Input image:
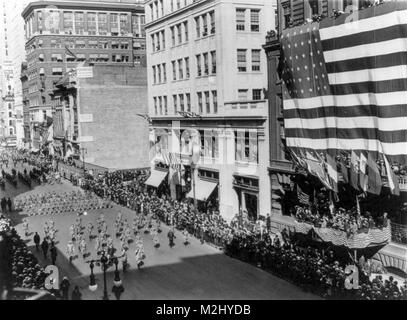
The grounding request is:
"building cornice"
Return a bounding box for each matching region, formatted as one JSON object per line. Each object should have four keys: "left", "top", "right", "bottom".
{"left": 144, "top": 0, "right": 214, "bottom": 30}
{"left": 22, "top": 1, "right": 144, "bottom": 19}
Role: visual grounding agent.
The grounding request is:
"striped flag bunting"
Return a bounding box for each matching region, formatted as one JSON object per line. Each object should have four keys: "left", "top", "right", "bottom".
{"left": 296, "top": 184, "right": 310, "bottom": 205}
{"left": 280, "top": 1, "right": 407, "bottom": 166}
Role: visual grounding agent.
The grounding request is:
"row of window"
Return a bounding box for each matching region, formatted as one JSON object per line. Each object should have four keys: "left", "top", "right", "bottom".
{"left": 26, "top": 10, "right": 145, "bottom": 39}
{"left": 237, "top": 49, "right": 261, "bottom": 72}
{"left": 153, "top": 91, "right": 218, "bottom": 115}
{"left": 152, "top": 63, "right": 167, "bottom": 84}
{"left": 238, "top": 89, "right": 263, "bottom": 101}
{"left": 151, "top": 10, "right": 215, "bottom": 52}
{"left": 26, "top": 38, "right": 145, "bottom": 53}
{"left": 154, "top": 128, "right": 258, "bottom": 163}
{"left": 195, "top": 11, "right": 215, "bottom": 39}
{"left": 236, "top": 8, "right": 260, "bottom": 32}
{"left": 197, "top": 91, "right": 218, "bottom": 114}
{"left": 196, "top": 51, "right": 216, "bottom": 77}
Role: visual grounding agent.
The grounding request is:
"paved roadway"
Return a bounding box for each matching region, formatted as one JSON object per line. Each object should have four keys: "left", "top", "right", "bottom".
{"left": 1, "top": 162, "right": 319, "bottom": 300}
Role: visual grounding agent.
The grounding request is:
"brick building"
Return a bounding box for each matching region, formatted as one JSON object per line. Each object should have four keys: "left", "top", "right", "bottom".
{"left": 51, "top": 64, "right": 149, "bottom": 170}
{"left": 21, "top": 0, "right": 146, "bottom": 150}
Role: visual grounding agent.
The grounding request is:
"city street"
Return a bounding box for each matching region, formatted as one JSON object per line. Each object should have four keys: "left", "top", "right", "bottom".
{"left": 1, "top": 163, "right": 318, "bottom": 300}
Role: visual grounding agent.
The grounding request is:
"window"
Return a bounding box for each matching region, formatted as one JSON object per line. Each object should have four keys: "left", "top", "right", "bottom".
{"left": 157, "top": 65, "right": 161, "bottom": 83}
{"left": 186, "top": 93, "right": 191, "bottom": 112}
{"left": 202, "top": 14, "right": 208, "bottom": 36}
{"left": 52, "top": 67, "right": 63, "bottom": 76}
{"left": 177, "top": 24, "right": 182, "bottom": 44}
{"left": 120, "top": 14, "right": 129, "bottom": 35}
{"left": 184, "top": 22, "right": 188, "bottom": 42}
{"left": 51, "top": 39, "right": 61, "bottom": 48}
{"left": 98, "top": 13, "right": 108, "bottom": 35}
{"left": 162, "top": 63, "right": 167, "bottom": 82}
{"left": 250, "top": 10, "right": 260, "bottom": 32}
{"left": 164, "top": 96, "right": 168, "bottom": 115}
{"left": 75, "top": 40, "right": 86, "bottom": 49}
{"left": 203, "top": 53, "right": 209, "bottom": 76}
{"left": 112, "top": 41, "right": 119, "bottom": 49}
{"left": 211, "top": 51, "right": 216, "bottom": 74}
{"left": 120, "top": 41, "right": 129, "bottom": 49}
{"left": 63, "top": 12, "right": 73, "bottom": 34}
{"left": 161, "top": 30, "right": 166, "bottom": 49}
{"left": 75, "top": 12, "right": 85, "bottom": 34}
{"left": 172, "top": 60, "right": 176, "bottom": 80}
{"left": 65, "top": 40, "right": 74, "bottom": 48}
{"left": 236, "top": 9, "right": 245, "bottom": 31}
{"left": 87, "top": 12, "right": 97, "bottom": 35}
{"left": 252, "top": 50, "right": 261, "bottom": 71}
{"left": 212, "top": 91, "right": 218, "bottom": 114}
{"left": 179, "top": 94, "right": 184, "bottom": 112}
{"left": 159, "top": 96, "right": 163, "bottom": 115}
{"left": 51, "top": 53, "right": 62, "bottom": 62}
{"left": 210, "top": 11, "right": 215, "bottom": 34}
{"left": 173, "top": 95, "right": 178, "bottom": 113}
{"left": 99, "top": 41, "right": 109, "bottom": 49}
{"left": 154, "top": 97, "right": 158, "bottom": 115}
{"left": 195, "top": 17, "right": 200, "bottom": 38}
{"left": 178, "top": 59, "right": 183, "bottom": 79}
{"left": 237, "top": 49, "right": 247, "bottom": 72}
{"left": 171, "top": 26, "right": 175, "bottom": 46}
{"left": 238, "top": 89, "right": 248, "bottom": 101}
{"left": 205, "top": 91, "right": 210, "bottom": 113}
{"left": 110, "top": 13, "right": 119, "bottom": 35}
{"left": 197, "top": 92, "right": 203, "bottom": 113}
{"left": 196, "top": 54, "right": 202, "bottom": 76}
{"left": 252, "top": 89, "right": 262, "bottom": 100}
{"left": 185, "top": 57, "right": 190, "bottom": 78}
{"left": 89, "top": 54, "right": 98, "bottom": 63}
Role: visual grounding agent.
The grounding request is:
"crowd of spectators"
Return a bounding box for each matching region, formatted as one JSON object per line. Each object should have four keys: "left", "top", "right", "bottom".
{"left": 1, "top": 150, "right": 406, "bottom": 300}
{"left": 294, "top": 205, "right": 389, "bottom": 236}
{"left": 0, "top": 216, "right": 47, "bottom": 294}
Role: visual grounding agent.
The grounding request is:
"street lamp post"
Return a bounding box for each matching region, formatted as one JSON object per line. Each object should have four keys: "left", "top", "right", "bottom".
{"left": 86, "top": 251, "right": 123, "bottom": 300}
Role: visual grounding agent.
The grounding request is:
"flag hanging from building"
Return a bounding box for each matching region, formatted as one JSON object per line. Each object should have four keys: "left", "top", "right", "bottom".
{"left": 296, "top": 184, "right": 310, "bottom": 205}
{"left": 65, "top": 46, "right": 77, "bottom": 60}
{"left": 326, "top": 154, "right": 338, "bottom": 193}
{"left": 384, "top": 154, "right": 400, "bottom": 196}
{"left": 367, "top": 152, "right": 382, "bottom": 195}
{"left": 350, "top": 151, "right": 360, "bottom": 191}
{"left": 280, "top": 1, "right": 407, "bottom": 166}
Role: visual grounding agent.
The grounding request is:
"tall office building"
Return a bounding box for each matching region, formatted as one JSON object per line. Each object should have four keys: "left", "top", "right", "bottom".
{"left": 21, "top": 0, "right": 146, "bottom": 150}
{"left": 145, "top": 0, "right": 274, "bottom": 222}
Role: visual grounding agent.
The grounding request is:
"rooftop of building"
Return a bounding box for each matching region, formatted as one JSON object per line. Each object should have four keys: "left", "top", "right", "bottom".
{"left": 22, "top": 0, "right": 144, "bottom": 18}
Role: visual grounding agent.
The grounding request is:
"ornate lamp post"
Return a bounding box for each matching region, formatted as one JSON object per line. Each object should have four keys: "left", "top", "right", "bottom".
{"left": 86, "top": 251, "right": 123, "bottom": 300}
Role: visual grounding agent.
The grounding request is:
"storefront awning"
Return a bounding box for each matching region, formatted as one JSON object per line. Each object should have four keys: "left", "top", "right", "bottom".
{"left": 186, "top": 179, "right": 218, "bottom": 201}
{"left": 144, "top": 170, "right": 168, "bottom": 188}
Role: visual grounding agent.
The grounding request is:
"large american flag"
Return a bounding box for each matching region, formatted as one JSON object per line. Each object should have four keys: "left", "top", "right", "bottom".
{"left": 280, "top": 1, "right": 407, "bottom": 165}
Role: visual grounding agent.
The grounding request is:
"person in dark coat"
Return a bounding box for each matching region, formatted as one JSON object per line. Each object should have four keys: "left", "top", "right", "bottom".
{"left": 50, "top": 244, "right": 58, "bottom": 265}
{"left": 33, "top": 232, "right": 41, "bottom": 251}
{"left": 7, "top": 198, "right": 12, "bottom": 212}
{"left": 60, "top": 277, "right": 70, "bottom": 300}
{"left": 167, "top": 227, "right": 176, "bottom": 248}
{"left": 71, "top": 286, "right": 82, "bottom": 300}
{"left": 41, "top": 238, "right": 49, "bottom": 259}
{"left": 266, "top": 214, "right": 271, "bottom": 233}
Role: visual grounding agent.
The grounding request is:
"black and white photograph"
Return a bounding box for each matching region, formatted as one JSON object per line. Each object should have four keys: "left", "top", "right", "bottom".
{"left": 0, "top": 0, "right": 406, "bottom": 305}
